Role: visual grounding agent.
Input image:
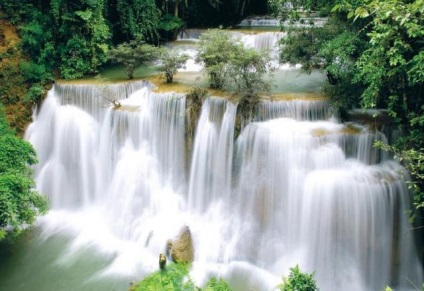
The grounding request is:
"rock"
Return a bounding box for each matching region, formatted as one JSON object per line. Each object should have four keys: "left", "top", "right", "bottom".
{"left": 159, "top": 253, "right": 167, "bottom": 270}
{"left": 170, "top": 226, "right": 194, "bottom": 264}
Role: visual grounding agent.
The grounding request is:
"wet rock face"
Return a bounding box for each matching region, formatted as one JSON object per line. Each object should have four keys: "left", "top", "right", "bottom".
{"left": 169, "top": 226, "right": 194, "bottom": 264}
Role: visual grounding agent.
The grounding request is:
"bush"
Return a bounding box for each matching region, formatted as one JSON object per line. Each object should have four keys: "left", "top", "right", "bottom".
{"left": 277, "top": 265, "right": 319, "bottom": 291}
{"left": 132, "top": 263, "right": 234, "bottom": 291}
{"left": 204, "top": 277, "right": 232, "bottom": 291}
{"left": 132, "top": 263, "right": 197, "bottom": 291}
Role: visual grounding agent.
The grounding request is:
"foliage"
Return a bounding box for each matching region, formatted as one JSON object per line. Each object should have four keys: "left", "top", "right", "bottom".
{"left": 335, "top": 0, "right": 424, "bottom": 116}
{"left": 20, "top": 0, "right": 110, "bottom": 80}
{"left": 196, "top": 29, "right": 241, "bottom": 89}
{"left": 158, "top": 48, "right": 189, "bottom": 83}
{"left": 231, "top": 47, "right": 273, "bottom": 96}
{"left": 0, "top": 0, "right": 32, "bottom": 24}
{"left": 132, "top": 263, "right": 197, "bottom": 291}
{"left": 112, "top": 0, "right": 161, "bottom": 42}
{"left": 133, "top": 262, "right": 234, "bottom": 291}
{"left": 277, "top": 265, "right": 319, "bottom": 291}
{"left": 108, "top": 40, "right": 159, "bottom": 79}
{"left": 204, "top": 277, "right": 232, "bottom": 291}
{"left": 160, "top": 14, "right": 185, "bottom": 32}
{"left": 0, "top": 105, "right": 48, "bottom": 241}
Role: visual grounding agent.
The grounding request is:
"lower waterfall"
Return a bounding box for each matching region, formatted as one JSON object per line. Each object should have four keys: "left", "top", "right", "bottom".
{"left": 19, "top": 81, "right": 423, "bottom": 290}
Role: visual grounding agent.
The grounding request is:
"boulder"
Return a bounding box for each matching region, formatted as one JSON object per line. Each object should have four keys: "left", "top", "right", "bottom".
{"left": 170, "top": 226, "right": 194, "bottom": 264}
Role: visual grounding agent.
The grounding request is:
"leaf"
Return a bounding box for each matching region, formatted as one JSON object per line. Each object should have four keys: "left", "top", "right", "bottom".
{"left": 75, "top": 10, "right": 93, "bottom": 21}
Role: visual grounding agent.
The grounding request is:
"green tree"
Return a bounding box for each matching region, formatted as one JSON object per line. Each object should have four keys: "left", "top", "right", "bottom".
{"left": 195, "top": 29, "right": 241, "bottom": 89}
{"left": 231, "top": 46, "right": 273, "bottom": 120}
{"left": 108, "top": 40, "right": 159, "bottom": 79}
{"left": 277, "top": 265, "right": 319, "bottom": 291}
{"left": 0, "top": 105, "right": 47, "bottom": 241}
{"left": 158, "top": 48, "right": 189, "bottom": 83}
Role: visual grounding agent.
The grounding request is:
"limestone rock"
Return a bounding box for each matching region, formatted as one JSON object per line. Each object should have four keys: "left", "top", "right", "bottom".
{"left": 170, "top": 226, "right": 194, "bottom": 264}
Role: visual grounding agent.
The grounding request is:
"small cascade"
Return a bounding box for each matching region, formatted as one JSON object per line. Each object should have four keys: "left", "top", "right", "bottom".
{"left": 255, "top": 99, "right": 331, "bottom": 121}
{"left": 237, "top": 17, "right": 328, "bottom": 28}
{"left": 238, "top": 18, "right": 280, "bottom": 27}
{"left": 236, "top": 31, "right": 286, "bottom": 52}
{"left": 188, "top": 97, "right": 236, "bottom": 212}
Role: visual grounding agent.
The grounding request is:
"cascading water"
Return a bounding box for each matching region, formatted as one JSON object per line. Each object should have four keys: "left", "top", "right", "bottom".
{"left": 2, "top": 28, "right": 421, "bottom": 291}
{"left": 232, "top": 112, "right": 422, "bottom": 290}
{"left": 188, "top": 97, "right": 236, "bottom": 213}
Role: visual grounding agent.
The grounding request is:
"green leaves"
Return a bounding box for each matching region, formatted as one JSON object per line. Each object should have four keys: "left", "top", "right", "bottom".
{"left": 277, "top": 265, "right": 319, "bottom": 291}
{"left": 133, "top": 263, "right": 233, "bottom": 291}
{"left": 204, "top": 277, "right": 232, "bottom": 291}
{"left": 114, "top": 0, "right": 161, "bottom": 42}
{"left": 134, "top": 263, "right": 197, "bottom": 291}
{"left": 0, "top": 106, "right": 48, "bottom": 241}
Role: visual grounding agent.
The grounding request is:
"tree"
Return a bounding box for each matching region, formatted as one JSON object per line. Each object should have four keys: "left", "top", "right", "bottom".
{"left": 158, "top": 48, "right": 189, "bottom": 83}
{"left": 231, "top": 46, "right": 273, "bottom": 96}
{"left": 231, "top": 46, "right": 273, "bottom": 120}
{"left": 0, "top": 104, "right": 47, "bottom": 241}
{"left": 195, "top": 29, "right": 241, "bottom": 89}
{"left": 108, "top": 40, "right": 159, "bottom": 79}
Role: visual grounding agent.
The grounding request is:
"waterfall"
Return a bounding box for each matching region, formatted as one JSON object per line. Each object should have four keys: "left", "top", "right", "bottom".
{"left": 24, "top": 82, "right": 423, "bottom": 290}
{"left": 188, "top": 97, "right": 236, "bottom": 212}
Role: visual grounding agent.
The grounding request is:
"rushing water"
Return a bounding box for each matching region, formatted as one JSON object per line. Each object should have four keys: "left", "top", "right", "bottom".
{"left": 0, "top": 29, "right": 422, "bottom": 291}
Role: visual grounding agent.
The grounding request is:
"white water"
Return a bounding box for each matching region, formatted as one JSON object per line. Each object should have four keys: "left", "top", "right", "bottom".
{"left": 24, "top": 81, "right": 423, "bottom": 290}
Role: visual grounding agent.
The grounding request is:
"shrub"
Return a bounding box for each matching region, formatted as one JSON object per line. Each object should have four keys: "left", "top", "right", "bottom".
{"left": 277, "top": 265, "right": 319, "bottom": 291}
{"left": 132, "top": 263, "right": 197, "bottom": 291}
